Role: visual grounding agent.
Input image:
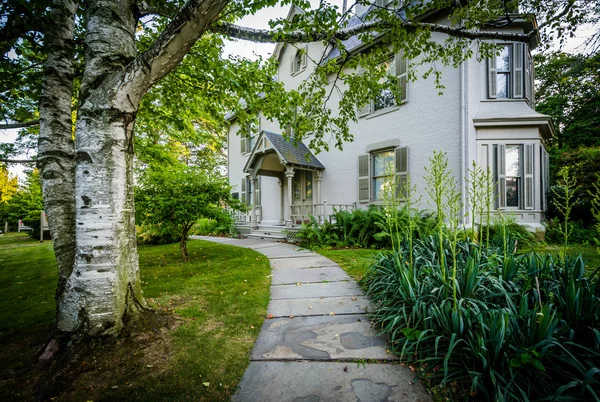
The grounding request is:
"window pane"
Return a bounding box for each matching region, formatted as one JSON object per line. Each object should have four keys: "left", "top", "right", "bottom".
{"left": 506, "top": 145, "right": 520, "bottom": 176}
{"left": 374, "top": 89, "right": 395, "bottom": 111}
{"left": 496, "top": 46, "right": 511, "bottom": 72}
{"left": 496, "top": 73, "right": 509, "bottom": 98}
{"left": 373, "top": 151, "right": 394, "bottom": 176}
{"left": 373, "top": 177, "right": 387, "bottom": 201}
{"left": 293, "top": 171, "right": 301, "bottom": 200}
{"left": 305, "top": 171, "right": 312, "bottom": 200}
{"left": 506, "top": 177, "right": 519, "bottom": 207}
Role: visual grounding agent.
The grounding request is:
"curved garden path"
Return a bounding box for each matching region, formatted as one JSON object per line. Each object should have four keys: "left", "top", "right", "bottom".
{"left": 194, "top": 236, "right": 431, "bottom": 402}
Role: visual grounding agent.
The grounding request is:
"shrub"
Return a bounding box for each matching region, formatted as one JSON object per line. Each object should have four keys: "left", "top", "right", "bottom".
{"left": 136, "top": 223, "right": 180, "bottom": 245}
{"left": 362, "top": 235, "right": 600, "bottom": 400}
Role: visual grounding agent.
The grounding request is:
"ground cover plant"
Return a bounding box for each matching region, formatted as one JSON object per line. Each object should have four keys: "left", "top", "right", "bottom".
{"left": 0, "top": 233, "right": 270, "bottom": 401}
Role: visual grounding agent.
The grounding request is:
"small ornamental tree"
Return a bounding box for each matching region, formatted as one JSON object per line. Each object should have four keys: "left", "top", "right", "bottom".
{"left": 135, "top": 167, "right": 242, "bottom": 261}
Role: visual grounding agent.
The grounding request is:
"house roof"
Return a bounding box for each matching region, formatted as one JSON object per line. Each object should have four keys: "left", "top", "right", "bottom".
{"left": 243, "top": 131, "right": 325, "bottom": 174}
{"left": 473, "top": 100, "right": 555, "bottom": 140}
{"left": 263, "top": 131, "right": 325, "bottom": 169}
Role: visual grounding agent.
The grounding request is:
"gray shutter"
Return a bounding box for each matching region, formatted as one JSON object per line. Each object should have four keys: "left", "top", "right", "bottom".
{"left": 241, "top": 178, "right": 246, "bottom": 205}
{"left": 524, "top": 46, "right": 532, "bottom": 102}
{"left": 395, "top": 51, "right": 408, "bottom": 103}
{"left": 241, "top": 137, "right": 247, "bottom": 154}
{"left": 513, "top": 43, "right": 524, "bottom": 98}
{"left": 290, "top": 52, "right": 295, "bottom": 74}
{"left": 524, "top": 144, "right": 534, "bottom": 209}
{"left": 395, "top": 146, "right": 408, "bottom": 198}
{"left": 497, "top": 144, "right": 506, "bottom": 208}
{"left": 358, "top": 154, "right": 371, "bottom": 203}
{"left": 301, "top": 46, "right": 307, "bottom": 68}
{"left": 488, "top": 55, "right": 497, "bottom": 99}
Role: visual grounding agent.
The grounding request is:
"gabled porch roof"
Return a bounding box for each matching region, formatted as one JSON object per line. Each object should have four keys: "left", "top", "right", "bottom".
{"left": 243, "top": 131, "right": 325, "bottom": 175}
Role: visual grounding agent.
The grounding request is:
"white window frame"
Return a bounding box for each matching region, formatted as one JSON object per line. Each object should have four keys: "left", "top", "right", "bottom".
{"left": 488, "top": 42, "right": 531, "bottom": 101}
{"left": 291, "top": 46, "right": 307, "bottom": 76}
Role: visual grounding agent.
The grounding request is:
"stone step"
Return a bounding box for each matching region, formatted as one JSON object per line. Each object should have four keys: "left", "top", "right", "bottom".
{"left": 232, "top": 362, "right": 431, "bottom": 402}
{"left": 268, "top": 295, "right": 371, "bottom": 317}
{"left": 246, "top": 233, "right": 287, "bottom": 242}
{"left": 250, "top": 314, "right": 396, "bottom": 361}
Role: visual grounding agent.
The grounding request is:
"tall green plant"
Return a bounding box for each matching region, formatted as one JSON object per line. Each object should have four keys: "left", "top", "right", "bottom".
{"left": 467, "top": 162, "right": 484, "bottom": 243}
{"left": 424, "top": 150, "right": 453, "bottom": 283}
{"left": 589, "top": 177, "right": 600, "bottom": 254}
{"left": 551, "top": 167, "right": 578, "bottom": 255}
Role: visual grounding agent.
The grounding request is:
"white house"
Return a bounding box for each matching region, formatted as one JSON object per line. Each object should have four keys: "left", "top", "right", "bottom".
{"left": 227, "top": 3, "right": 553, "bottom": 240}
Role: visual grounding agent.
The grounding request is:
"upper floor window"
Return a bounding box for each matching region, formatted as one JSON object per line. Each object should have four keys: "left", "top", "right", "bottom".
{"left": 358, "top": 51, "right": 408, "bottom": 117}
{"left": 240, "top": 117, "right": 261, "bottom": 154}
{"left": 488, "top": 43, "right": 534, "bottom": 104}
{"left": 291, "top": 47, "right": 307, "bottom": 75}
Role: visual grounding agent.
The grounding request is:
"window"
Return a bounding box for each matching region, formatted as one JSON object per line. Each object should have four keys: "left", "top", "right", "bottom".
{"left": 291, "top": 47, "right": 307, "bottom": 75}
{"left": 293, "top": 170, "right": 313, "bottom": 202}
{"left": 240, "top": 177, "right": 261, "bottom": 206}
{"left": 358, "top": 52, "right": 408, "bottom": 117}
{"left": 484, "top": 143, "right": 535, "bottom": 210}
{"left": 240, "top": 117, "right": 261, "bottom": 154}
{"left": 488, "top": 43, "right": 534, "bottom": 102}
{"left": 358, "top": 146, "right": 408, "bottom": 203}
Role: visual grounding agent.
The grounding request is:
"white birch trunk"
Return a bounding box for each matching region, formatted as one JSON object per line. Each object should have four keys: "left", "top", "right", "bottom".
{"left": 37, "top": 0, "right": 78, "bottom": 334}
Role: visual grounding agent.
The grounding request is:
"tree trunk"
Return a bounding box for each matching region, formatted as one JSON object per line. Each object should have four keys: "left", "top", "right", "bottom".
{"left": 37, "top": 0, "right": 78, "bottom": 335}
{"left": 180, "top": 224, "right": 191, "bottom": 262}
{"left": 55, "top": 0, "right": 144, "bottom": 336}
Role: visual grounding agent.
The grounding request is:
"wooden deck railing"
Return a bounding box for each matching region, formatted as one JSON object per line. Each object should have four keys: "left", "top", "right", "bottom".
{"left": 290, "top": 202, "right": 356, "bottom": 225}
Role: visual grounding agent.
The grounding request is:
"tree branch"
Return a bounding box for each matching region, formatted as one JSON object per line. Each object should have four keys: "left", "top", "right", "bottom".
{"left": 135, "top": 0, "right": 178, "bottom": 18}
{"left": 0, "top": 119, "right": 40, "bottom": 130}
{"left": 0, "top": 158, "right": 36, "bottom": 164}
{"left": 124, "top": 0, "right": 230, "bottom": 103}
{"left": 213, "top": 19, "right": 535, "bottom": 45}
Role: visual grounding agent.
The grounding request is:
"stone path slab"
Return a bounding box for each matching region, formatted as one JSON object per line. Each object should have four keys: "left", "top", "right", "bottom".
{"left": 192, "top": 236, "right": 431, "bottom": 401}
{"left": 270, "top": 255, "right": 339, "bottom": 270}
{"left": 270, "top": 282, "right": 362, "bottom": 300}
{"left": 272, "top": 266, "right": 350, "bottom": 285}
{"left": 231, "top": 362, "right": 431, "bottom": 402}
{"left": 267, "top": 295, "right": 371, "bottom": 317}
{"left": 251, "top": 314, "right": 395, "bottom": 361}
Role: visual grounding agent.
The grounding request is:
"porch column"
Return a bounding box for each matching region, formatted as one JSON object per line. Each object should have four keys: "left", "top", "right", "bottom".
{"left": 285, "top": 167, "right": 295, "bottom": 227}
{"left": 278, "top": 178, "right": 284, "bottom": 225}
{"left": 250, "top": 177, "right": 258, "bottom": 229}
{"left": 315, "top": 171, "right": 323, "bottom": 223}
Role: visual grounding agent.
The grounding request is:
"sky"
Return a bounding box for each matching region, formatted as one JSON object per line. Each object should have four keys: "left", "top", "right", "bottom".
{"left": 1, "top": 1, "right": 597, "bottom": 181}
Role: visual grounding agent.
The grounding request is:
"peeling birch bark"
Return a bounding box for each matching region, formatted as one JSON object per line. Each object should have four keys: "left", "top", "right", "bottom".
{"left": 37, "top": 0, "right": 78, "bottom": 336}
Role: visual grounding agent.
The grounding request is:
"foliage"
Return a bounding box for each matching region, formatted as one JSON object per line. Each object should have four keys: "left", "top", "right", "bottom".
{"left": 479, "top": 215, "right": 537, "bottom": 250}
{"left": 0, "top": 163, "right": 18, "bottom": 204}
{"left": 550, "top": 168, "right": 578, "bottom": 253}
{"left": 0, "top": 233, "right": 271, "bottom": 401}
{"left": 192, "top": 217, "right": 234, "bottom": 236}
{"left": 295, "top": 205, "right": 436, "bottom": 250}
{"left": 362, "top": 235, "right": 600, "bottom": 401}
{"left": 135, "top": 167, "right": 242, "bottom": 261}
{"left": 0, "top": 170, "right": 43, "bottom": 233}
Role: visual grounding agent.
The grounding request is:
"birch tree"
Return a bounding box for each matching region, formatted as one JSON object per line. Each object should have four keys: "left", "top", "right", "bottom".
{"left": 0, "top": 0, "right": 594, "bottom": 351}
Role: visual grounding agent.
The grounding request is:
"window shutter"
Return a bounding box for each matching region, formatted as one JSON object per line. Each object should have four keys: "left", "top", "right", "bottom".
{"left": 241, "top": 178, "right": 246, "bottom": 205}
{"left": 488, "top": 55, "right": 497, "bottom": 99}
{"left": 357, "top": 70, "right": 371, "bottom": 117}
{"left": 524, "top": 144, "right": 534, "bottom": 209}
{"left": 301, "top": 46, "right": 307, "bottom": 68}
{"left": 358, "top": 154, "right": 371, "bottom": 203}
{"left": 395, "top": 51, "right": 408, "bottom": 103}
{"left": 497, "top": 144, "right": 506, "bottom": 208}
{"left": 395, "top": 146, "right": 408, "bottom": 198}
{"left": 290, "top": 53, "right": 295, "bottom": 74}
{"left": 241, "top": 137, "right": 247, "bottom": 154}
{"left": 513, "top": 43, "right": 524, "bottom": 98}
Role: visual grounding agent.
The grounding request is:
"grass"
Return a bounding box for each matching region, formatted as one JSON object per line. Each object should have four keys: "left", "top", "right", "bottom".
{"left": 317, "top": 248, "right": 383, "bottom": 281}
{"left": 0, "top": 232, "right": 271, "bottom": 401}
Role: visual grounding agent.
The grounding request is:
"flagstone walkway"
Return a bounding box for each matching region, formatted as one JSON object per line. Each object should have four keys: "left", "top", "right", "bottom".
{"left": 193, "top": 236, "right": 431, "bottom": 402}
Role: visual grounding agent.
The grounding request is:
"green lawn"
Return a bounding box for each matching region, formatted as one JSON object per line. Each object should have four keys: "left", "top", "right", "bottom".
{"left": 0, "top": 233, "right": 271, "bottom": 401}
{"left": 317, "top": 248, "right": 383, "bottom": 281}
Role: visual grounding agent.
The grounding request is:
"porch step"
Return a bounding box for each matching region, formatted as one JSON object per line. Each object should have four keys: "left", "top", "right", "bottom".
{"left": 246, "top": 233, "right": 287, "bottom": 242}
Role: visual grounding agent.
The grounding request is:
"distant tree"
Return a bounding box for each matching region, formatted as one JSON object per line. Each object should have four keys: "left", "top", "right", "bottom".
{"left": 1, "top": 169, "right": 43, "bottom": 227}
{"left": 535, "top": 52, "right": 600, "bottom": 150}
{"left": 135, "top": 167, "right": 241, "bottom": 261}
{"left": 0, "top": 163, "right": 18, "bottom": 204}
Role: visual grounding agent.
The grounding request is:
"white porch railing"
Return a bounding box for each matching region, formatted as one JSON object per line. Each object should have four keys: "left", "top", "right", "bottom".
{"left": 231, "top": 206, "right": 262, "bottom": 224}
{"left": 290, "top": 202, "right": 356, "bottom": 225}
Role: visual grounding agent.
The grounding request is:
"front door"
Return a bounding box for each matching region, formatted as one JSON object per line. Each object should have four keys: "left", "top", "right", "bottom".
{"left": 292, "top": 170, "right": 313, "bottom": 223}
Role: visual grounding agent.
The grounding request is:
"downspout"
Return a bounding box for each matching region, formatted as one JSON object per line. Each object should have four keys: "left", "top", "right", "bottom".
{"left": 460, "top": 42, "right": 468, "bottom": 225}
